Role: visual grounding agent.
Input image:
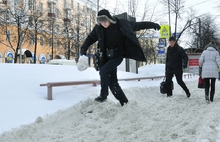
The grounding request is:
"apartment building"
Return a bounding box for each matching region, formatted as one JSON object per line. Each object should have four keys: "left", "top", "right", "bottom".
{"left": 0, "top": 0, "right": 96, "bottom": 63}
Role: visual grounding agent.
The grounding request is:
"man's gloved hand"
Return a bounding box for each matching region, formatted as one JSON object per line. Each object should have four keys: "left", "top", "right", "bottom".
{"left": 153, "top": 23, "right": 160, "bottom": 30}
{"left": 77, "top": 55, "right": 89, "bottom": 71}
{"left": 183, "top": 64, "right": 187, "bottom": 69}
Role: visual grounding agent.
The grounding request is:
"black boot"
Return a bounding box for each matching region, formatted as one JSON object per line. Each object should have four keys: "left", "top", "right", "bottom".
{"left": 210, "top": 91, "right": 214, "bottom": 102}
{"left": 205, "top": 88, "right": 209, "bottom": 103}
{"left": 94, "top": 95, "right": 107, "bottom": 102}
{"left": 185, "top": 89, "right": 191, "bottom": 98}
{"left": 112, "top": 89, "right": 128, "bottom": 106}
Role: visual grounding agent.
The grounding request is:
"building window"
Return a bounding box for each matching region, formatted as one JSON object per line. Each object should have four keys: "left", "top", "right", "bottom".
{"left": 71, "top": 14, "right": 74, "bottom": 22}
{"left": 57, "top": 40, "right": 60, "bottom": 48}
{"left": 64, "top": 0, "right": 67, "bottom": 7}
{"left": 4, "top": 11, "right": 9, "bottom": 21}
{"left": 83, "top": 6, "right": 86, "bottom": 13}
{"left": 49, "top": 38, "right": 52, "bottom": 47}
{"left": 20, "top": 33, "right": 24, "bottom": 44}
{"left": 64, "top": 43, "right": 68, "bottom": 50}
{"left": 48, "top": 3, "right": 54, "bottom": 13}
{"left": 39, "top": 2, "right": 43, "bottom": 14}
{"left": 30, "top": 34, "right": 35, "bottom": 45}
{"left": 77, "top": 3, "right": 79, "bottom": 12}
{"left": 6, "top": 30, "right": 11, "bottom": 42}
{"left": 40, "top": 36, "right": 44, "bottom": 46}
{"left": 29, "top": 16, "right": 33, "bottom": 26}
{"left": 55, "top": 8, "right": 59, "bottom": 18}
{"left": 56, "top": 25, "right": 60, "bottom": 34}
{"left": 15, "top": 0, "right": 22, "bottom": 7}
{"left": 39, "top": 20, "right": 44, "bottom": 30}
{"left": 70, "top": 28, "right": 74, "bottom": 37}
{"left": 71, "top": 0, "right": 74, "bottom": 9}
{"left": 28, "top": 0, "right": 33, "bottom": 10}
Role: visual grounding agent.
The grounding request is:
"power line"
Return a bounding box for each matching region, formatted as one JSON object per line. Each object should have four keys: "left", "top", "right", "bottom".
{"left": 184, "top": 0, "right": 215, "bottom": 9}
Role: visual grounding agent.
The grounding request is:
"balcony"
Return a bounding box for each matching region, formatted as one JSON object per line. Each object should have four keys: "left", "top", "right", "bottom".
{"left": 48, "top": 13, "right": 56, "bottom": 19}
{"left": 63, "top": 6, "right": 71, "bottom": 10}
{"left": 64, "top": 18, "right": 71, "bottom": 26}
{"left": 47, "top": 0, "right": 57, "bottom": 4}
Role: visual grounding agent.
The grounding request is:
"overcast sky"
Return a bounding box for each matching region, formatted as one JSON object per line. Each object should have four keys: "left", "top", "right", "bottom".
{"left": 98, "top": 0, "right": 219, "bottom": 23}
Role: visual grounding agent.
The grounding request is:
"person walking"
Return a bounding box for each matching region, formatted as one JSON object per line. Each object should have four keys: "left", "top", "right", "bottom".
{"left": 199, "top": 41, "right": 220, "bottom": 103}
{"left": 80, "top": 9, "right": 160, "bottom": 106}
{"left": 165, "top": 37, "right": 191, "bottom": 98}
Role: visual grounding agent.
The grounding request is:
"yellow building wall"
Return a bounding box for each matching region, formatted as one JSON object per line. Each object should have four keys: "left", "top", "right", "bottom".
{"left": 0, "top": 0, "right": 96, "bottom": 64}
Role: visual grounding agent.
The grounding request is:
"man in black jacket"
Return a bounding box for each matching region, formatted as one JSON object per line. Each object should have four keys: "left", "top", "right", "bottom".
{"left": 80, "top": 9, "right": 160, "bottom": 106}
{"left": 165, "top": 37, "right": 191, "bottom": 98}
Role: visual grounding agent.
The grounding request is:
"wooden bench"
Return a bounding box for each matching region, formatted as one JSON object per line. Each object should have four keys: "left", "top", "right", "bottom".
{"left": 40, "top": 74, "right": 194, "bottom": 100}
{"left": 40, "top": 80, "right": 100, "bottom": 100}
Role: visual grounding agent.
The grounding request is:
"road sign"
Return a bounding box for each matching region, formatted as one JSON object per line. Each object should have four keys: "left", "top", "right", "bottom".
{"left": 158, "top": 48, "right": 165, "bottom": 54}
{"left": 158, "top": 38, "right": 166, "bottom": 47}
{"left": 160, "top": 25, "right": 170, "bottom": 38}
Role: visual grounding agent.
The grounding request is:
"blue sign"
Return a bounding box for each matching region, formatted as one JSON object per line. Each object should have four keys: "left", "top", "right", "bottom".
{"left": 172, "top": 33, "right": 180, "bottom": 39}
{"left": 40, "top": 57, "right": 46, "bottom": 64}
{"left": 30, "top": 53, "right": 38, "bottom": 64}
{"left": 39, "top": 54, "right": 46, "bottom": 64}
{"left": 158, "top": 48, "right": 165, "bottom": 54}
{"left": 158, "top": 38, "right": 166, "bottom": 48}
{"left": 6, "top": 52, "right": 14, "bottom": 63}
{"left": 158, "top": 42, "right": 165, "bottom": 48}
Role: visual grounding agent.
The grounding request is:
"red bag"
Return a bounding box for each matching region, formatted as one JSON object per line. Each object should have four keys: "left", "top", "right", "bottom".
{"left": 198, "top": 76, "right": 205, "bottom": 88}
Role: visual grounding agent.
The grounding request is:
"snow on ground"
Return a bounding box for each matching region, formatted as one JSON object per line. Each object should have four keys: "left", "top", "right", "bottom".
{"left": 0, "top": 63, "right": 220, "bottom": 142}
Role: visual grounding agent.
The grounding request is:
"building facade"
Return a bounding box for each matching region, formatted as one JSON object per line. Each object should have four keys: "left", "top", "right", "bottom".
{"left": 0, "top": 0, "right": 96, "bottom": 63}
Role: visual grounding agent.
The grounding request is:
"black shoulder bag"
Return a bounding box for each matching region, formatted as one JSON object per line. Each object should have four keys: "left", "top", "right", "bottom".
{"left": 160, "top": 77, "right": 174, "bottom": 94}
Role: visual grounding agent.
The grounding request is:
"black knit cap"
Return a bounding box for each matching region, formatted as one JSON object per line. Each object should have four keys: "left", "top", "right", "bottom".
{"left": 97, "top": 9, "right": 116, "bottom": 24}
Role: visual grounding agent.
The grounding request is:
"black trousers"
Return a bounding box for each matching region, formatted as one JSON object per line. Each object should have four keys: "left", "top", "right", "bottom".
{"left": 166, "top": 71, "right": 189, "bottom": 96}
{"left": 99, "top": 56, "right": 124, "bottom": 97}
{"left": 204, "top": 78, "right": 216, "bottom": 95}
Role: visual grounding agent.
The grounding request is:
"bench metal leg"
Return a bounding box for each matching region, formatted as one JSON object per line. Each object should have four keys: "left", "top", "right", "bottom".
{"left": 48, "top": 86, "right": 52, "bottom": 100}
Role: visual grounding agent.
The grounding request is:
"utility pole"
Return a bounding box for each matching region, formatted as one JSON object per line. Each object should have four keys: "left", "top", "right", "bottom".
{"left": 168, "top": 0, "right": 171, "bottom": 38}
{"left": 97, "top": 0, "right": 99, "bottom": 12}
{"left": 199, "top": 18, "right": 201, "bottom": 49}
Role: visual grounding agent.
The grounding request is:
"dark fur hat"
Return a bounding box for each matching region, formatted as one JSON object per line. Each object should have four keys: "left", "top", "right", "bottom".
{"left": 97, "top": 9, "right": 116, "bottom": 24}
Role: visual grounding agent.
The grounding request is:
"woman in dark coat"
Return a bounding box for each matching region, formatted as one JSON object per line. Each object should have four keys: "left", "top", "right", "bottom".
{"left": 80, "top": 9, "right": 160, "bottom": 106}
{"left": 165, "top": 37, "right": 191, "bottom": 98}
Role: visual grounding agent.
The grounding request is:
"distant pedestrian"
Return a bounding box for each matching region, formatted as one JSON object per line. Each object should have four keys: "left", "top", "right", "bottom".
{"left": 165, "top": 37, "right": 191, "bottom": 98}
{"left": 199, "top": 40, "right": 220, "bottom": 103}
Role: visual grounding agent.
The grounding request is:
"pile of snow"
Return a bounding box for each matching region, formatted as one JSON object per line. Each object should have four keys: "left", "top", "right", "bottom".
{"left": 0, "top": 63, "right": 220, "bottom": 142}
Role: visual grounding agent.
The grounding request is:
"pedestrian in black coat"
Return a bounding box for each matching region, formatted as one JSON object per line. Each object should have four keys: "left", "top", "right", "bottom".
{"left": 165, "top": 37, "right": 191, "bottom": 98}
{"left": 80, "top": 9, "right": 160, "bottom": 106}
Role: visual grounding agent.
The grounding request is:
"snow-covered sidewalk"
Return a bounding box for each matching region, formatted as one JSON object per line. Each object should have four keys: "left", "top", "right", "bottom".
{"left": 1, "top": 80, "right": 220, "bottom": 142}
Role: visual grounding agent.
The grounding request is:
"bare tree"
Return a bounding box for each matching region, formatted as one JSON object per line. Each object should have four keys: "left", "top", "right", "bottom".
{"left": 189, "top": 14, "right": 220, "bottom": 50}
{"left": 160, "top": 0, "right": 185, "bottom": 38}
{"left": 0, "top": 2, "right": 30, "bottom": 63}
{"left": 25, "top": 0, "right": 49, "bottom": 63}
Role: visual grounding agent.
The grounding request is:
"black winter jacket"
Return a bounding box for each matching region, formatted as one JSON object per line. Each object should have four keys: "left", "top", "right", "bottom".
{"left": 80, "top": 17, "right": 158, "bottom": 64}
{"left": 165, "top": 43, "right": 188, "bottom": 74}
